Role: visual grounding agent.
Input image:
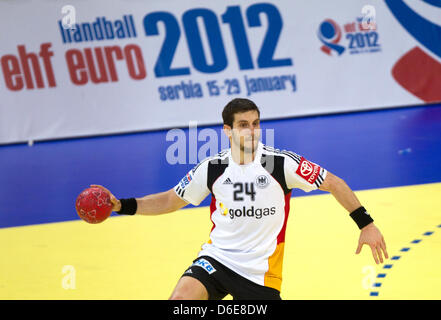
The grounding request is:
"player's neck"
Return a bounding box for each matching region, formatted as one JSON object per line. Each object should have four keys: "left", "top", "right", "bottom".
{"left": 231, "top": 146, "right": 256, "bottom": 165}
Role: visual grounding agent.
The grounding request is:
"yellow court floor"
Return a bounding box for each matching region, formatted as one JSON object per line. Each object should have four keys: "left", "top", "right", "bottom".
{"left": 1, "top": 183, "right": 440, "bottom": 300}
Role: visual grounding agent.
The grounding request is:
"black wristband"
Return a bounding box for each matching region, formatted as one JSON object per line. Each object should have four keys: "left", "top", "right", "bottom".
{"left": 350, "top": 206, "right": 374, "bottom": 229}
{"left": 117, "top": 198, "right": 137, "bottom": 215}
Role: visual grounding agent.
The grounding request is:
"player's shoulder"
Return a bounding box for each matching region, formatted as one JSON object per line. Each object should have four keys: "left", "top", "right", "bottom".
{"left": 191, "top": 148, "right": 230, "bottom": 174}
{"left": 209, "top": 148, "right": 230, "bottom": 161}
{"left": 204, "top": 148, "right": 230, "bottom": 166}
{"left": 261, "top": 144, "right": 301, "bottom": 165}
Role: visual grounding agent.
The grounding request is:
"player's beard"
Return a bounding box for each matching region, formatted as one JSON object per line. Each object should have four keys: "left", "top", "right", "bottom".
{"left": 231, "top": 129, "right": 260, "bottom": 163}
{"left": 239, "top": 136, "right": 258, "bottom": 153}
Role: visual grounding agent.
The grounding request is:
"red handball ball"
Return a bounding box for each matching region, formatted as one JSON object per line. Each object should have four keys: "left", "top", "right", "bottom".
{"left": 75, "top": 187, "right": 113, "bottom": 224}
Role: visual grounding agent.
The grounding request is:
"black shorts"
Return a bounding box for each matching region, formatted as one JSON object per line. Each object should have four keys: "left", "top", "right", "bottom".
{"left": 181, "top": 255, "right": 282, "bottom": 300}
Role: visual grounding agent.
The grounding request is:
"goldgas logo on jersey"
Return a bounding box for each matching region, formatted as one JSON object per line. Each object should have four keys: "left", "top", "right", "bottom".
{"left": 228, "top": 206, "right": 276, "bottom": 220}
{"left": 317, "top": 12, "right": 381, "bottom": 56}
{"left": 219, "top": 202, "right": 275, "bottom": 220}
{"left": 219, "top": 202, "right": 228, "bottom": 216}
{"left": 385, "top": 0, "right": 441, "bottom": 102}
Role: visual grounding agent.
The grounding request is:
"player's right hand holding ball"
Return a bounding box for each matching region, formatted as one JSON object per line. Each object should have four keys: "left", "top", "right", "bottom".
{"left": 90, "top": 184, "right": 121, "bottom": 212}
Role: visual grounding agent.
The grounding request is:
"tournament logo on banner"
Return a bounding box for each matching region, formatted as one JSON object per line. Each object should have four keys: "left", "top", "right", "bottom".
{"left": 317, "top": 19, "right": 345, "bottom": 56}
{"left": 385, "top": 0, "right": 441, "bottom": 102}
{"left": 0, "top": 0, "right": 439, "bottom": 145}
{"left": 317, "top": 9, "right": 381, "bottom": 57}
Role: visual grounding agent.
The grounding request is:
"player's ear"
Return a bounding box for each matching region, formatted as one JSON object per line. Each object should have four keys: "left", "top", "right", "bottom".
{"left": 223, "top": 124, "right": 232, "bottom": 139}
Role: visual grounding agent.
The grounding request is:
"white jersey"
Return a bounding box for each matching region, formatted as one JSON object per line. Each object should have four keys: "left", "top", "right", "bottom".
{"left": 174, "top": 142, "right": 327, "bottom": 291}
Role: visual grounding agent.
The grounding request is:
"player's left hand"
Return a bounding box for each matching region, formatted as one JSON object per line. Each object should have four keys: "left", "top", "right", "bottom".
{"left": 355, "top": 223, "right": 388, "bottom": 264}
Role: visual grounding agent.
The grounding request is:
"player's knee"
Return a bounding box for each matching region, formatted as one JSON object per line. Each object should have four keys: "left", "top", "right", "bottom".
{"left": 169, "top": 291, "right": 186, "bottom": 300}
{"left": 169, "top": 277, "right": 209, "bottom": 300}
{"left": 169, "top": 283, "right": 193, "bottom": 300}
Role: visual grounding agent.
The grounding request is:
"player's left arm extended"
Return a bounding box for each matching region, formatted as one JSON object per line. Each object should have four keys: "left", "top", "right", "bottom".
{"left": 319, "top": 172, "right": 388, "bottom": 264}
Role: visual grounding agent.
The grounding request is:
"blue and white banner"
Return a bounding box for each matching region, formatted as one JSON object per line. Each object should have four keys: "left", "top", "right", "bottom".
{"left": 0, "top": 0, "right": 440, "bottom": 144}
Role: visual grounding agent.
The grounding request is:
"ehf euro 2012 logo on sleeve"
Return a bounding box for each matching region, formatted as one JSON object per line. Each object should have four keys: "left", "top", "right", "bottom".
{"left": 385, "top": 0, "right": 441, "bottom": 103}
{"left": 318, "top": 6, "right": 381, "bottom": 56}
{"left": 180, "top": 172, "right": 193, "bottom": 189}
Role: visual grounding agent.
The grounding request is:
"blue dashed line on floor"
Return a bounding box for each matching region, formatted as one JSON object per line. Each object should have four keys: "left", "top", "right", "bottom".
{"left": 369, "top": 224, "right": 439, "bottom": 298}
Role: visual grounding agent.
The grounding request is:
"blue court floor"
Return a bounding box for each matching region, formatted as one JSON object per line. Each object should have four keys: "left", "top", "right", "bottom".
{"left": 1, "top": 103, "right": 440, "bottom": 228}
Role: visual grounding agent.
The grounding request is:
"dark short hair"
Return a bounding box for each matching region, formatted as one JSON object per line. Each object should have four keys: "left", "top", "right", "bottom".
{"left": 222, "top": 98, "right": 260, "bottom": 127}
